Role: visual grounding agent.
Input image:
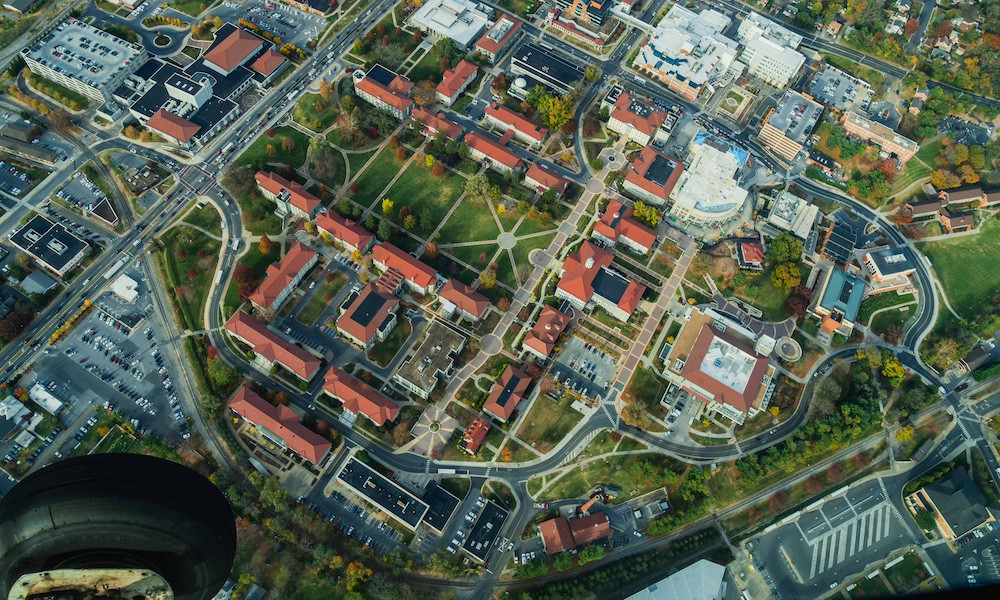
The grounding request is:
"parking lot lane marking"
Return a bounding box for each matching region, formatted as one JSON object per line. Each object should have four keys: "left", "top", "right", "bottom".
{"left": 868, "top": 508, "right": 878, "bottom": 546}
{"left": 796, "top": 520, "right": 808, "bottom": 540}
{"left": 837, "top": 523, "right": 848, "bottom": 563}
{"left": 882, "top": 504, "right": 890, "bottom": 538}
{"left": 808, "top": 542, "right": 820, "bottom": 579}
{"left": 850, "top": 518, "right": 860, "bottom": 557}
{"left": 826, "top": 531, "right": 837, "bottom": 570}
{"left": 816, "top": 536, "right": 828, "bottom": 576}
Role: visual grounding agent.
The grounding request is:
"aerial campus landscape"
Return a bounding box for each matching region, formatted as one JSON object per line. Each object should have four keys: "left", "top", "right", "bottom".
{"left": 4, "top": 0, "right": 1000, "bottom": 597}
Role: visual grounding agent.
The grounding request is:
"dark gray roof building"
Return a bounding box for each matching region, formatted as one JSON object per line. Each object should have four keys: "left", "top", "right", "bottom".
{"left": 920, "top": 468, "right": 994, "bottom": 539}
{"left": 9, "top": 214, "right": 89, "bottom": 277}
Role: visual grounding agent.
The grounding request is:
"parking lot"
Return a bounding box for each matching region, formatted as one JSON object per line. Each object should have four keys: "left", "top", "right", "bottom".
{"left": 32, "top": 262, "right": 188, "bottom": 443}
{"left": 806, "top": 64, "right": 874, "bottom": 112}
{"left": 0, "top": 160, "right": 34, "bottom": 197}
{"left": 552, "top": 336, "right": 618, "bottom": 400}
{"left": 308, "top": 489, "right": 407, "bottom": 556}
{"left": 210, "top": 0, "right": 323, "bottom": 50}
{"left": 42, "top": 199, "right": 110, "bottom": 246}
{"left": 56, "top": 172, "right": 110, "bottom": 214}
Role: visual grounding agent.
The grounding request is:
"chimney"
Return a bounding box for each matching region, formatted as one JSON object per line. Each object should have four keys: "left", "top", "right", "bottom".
{"left": 585, "top": 257, "right": 595, "bottom": 269}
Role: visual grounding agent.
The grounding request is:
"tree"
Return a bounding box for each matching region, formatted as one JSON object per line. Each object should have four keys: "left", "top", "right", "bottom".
{"left": 281, "top": 136, "right": 295, "bottom": 153}
{"left": 538, "top": 94, "right": 573, "bottom": 129}
{"left": 425, "top": 154, "right": 435, "bottom": 168}
{"left": 395, "top": 146, "right": 406, "bottom": 161}
{"left": 377, "top": 220, "right": 392, "bottom": 241}
{"left": 206, "top": 359, "right": 237, "bottom": 389}
{"left": 318, "top": 80, "right": 333, "bottom": 100}
{"left": 309, "top": 138, "right": 340, "bottom": 184}
{"left": 0, "top": 311, "right": 33, "bottom": 342}
{"left": 403, "top": 214, "right": 416, "bottom": 230}
{"left": 419, "top": 208, "right": 433, "bottom": 232}
{"left": 914, "top": 510, "right": 937, "bottom": 531}
{"left": 631, "top": 200, "right": 661, "bottom": 227}
{"left": 258, "top": 235, "right": 274, "bottom": 254}
{"left": 767, "top": 232, "right": 803, "bottom": 264}
{"left": 345, "top": 561, "right": 373, "bottom": 591}
{"left": 431, "top": 162, "right": 444, "bottom": 176}
{"left": 188, "top": 268, "right": 198, "bottom": 278}
{"left": 525, "top": 85, "right": 548, "bottom": 107}
{"left": 930, "top": 169, "right": 961, "bottom": 189}
{"left": 382, "top": 197, "right": 394, "bottom": 214}
{"left": 479, "top": 269, "right": 496, "bottom": 288}
{"left": 578, "top": 544, "right": 605, "bottom": 565}
{"left": 584, "top": 64, "right": 600, "bottom": 82}
{"left": 552, "top": 552, "right": 572, "bottom": 571}
{"left": 881, "top": 354, "right": 905, "bottom": 386}
{"left": 412, "top": 79, "right": 436, "bottom": 106}
{"left": 464, "top": 173, "right": 490, "bottom": 200}
{"left": 895, "top": 425, "right": 913, "bottom": 443}
{"left": 783, "top": 285, "right": 812, "bottom": 317}
{"left": 500, "top": 446, "right": 513, "bottom": 461}
{"left": 771, "top": 262, "right": 801, "bottom": 291}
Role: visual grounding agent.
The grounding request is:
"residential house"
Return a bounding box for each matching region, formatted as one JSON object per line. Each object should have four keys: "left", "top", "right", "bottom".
{"left": 521, "top": 306, "right": 572, "bottom": 360}
{"left": 463, "top": 417, "right": 490, "bottom": 454}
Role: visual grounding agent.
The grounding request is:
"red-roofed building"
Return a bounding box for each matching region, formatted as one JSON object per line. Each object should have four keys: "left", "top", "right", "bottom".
{"left": 353, "top": 64, "right": 414, "bottom": 120}
{"left": 483, "top": 365, "right": 532, "bottom": 423}
{"left": 522, "top": 306, "right": 571, "bottom": 361}
{"left": 316, "top": 212, "right": 375, "bottom": 254}
{"left": 484, "top": 102, "right": 548, "bottom": 147}
{"left": 250, "top": 48, "right": 288, "bottom": 84}
{"left": 249, "top": 242, "right": 319, "bottom": 312}
{"left": 664, "top": 309, "right": 776, "bottom": 424}
{"left": 539, "top": 516, "right": 575, "bottom": 554}
{"left": 336, "top": 283, "right": 399, "bottom": 348}
{"left": 371, "top": 243, "right": 440, "bottom": 295}
{"left": 556, "top": 241, "right": 645, "bottom": 321}
{"left": 412, "top": 107, "right": 464, "bottom": 140}
{"left": 228, "top": 385, "right": 331, "bottom": 463}
{"left": 145, "top": 109, "right": 199, "bottom": 147}
{"left": 523, "top": 163, "right": 569, "bottom": 197}
{"left": 323, "top": 367, "right": 400, "bottom": 426}
{"left": 436, "top": 60, "right": 478, "bottom": 106}
{"left": 464, "top": 131, "right": 524, "bottom": 174}
{"left": 204, "top": 28, "right": 264, "bottom": 76}
{"left": 591, "top": 199, "right": 657, "bottom": 255}
{"left": 622, "top": 147, "right": 685, "bottom": 206}
{"left": 462, "top": 417, "right": 491, "bottom": 454}
{"left": 254, "top": 171, "right": 321, "bottom": 220}
{"left": 225, "top": 311, "right": 321, "bottom": 381}
{"left": 607, "top": 92, "right": 669, "bottom": 146}
{"left": 474, "top": 15, "right": 522, "bottom": 62}
{"left": 539, "top": 512, "right": 611, "bottom": 554}
{"left": 737, "top": 240, "right": 765, "bottom": 271}
{"left": 439, "top": 279, "right": 490, "bottom": 321}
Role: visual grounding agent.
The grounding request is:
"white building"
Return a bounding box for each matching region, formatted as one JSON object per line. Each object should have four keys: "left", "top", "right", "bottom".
{"left": 761, "top": 190, "right": 819, "bottom": 241}
{"left": 736, "top": 13, "right": 805, "bottom": 88}
{"left": 669, "top": 137, "right": 748, "bottom": 227}
{"left": 22, "top": 18, "right": 148, "bottom": 103}
{"left": 632, "top": 6, "right": 740, "bottom": 101}
{"left": 408, "top": 0, "right": 493, "bottom": 49}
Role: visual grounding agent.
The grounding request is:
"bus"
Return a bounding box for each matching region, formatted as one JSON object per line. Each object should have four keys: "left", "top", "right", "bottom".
{"left": 231, "top": 238, "right": 240, "bottom": 251}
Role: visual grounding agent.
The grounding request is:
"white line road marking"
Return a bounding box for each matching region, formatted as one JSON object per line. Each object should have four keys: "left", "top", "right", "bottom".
{"left": 837, "top": 525, "right": 847, "bottom": 563}
{"left": 809, "top": 542, "right": 819, "bottom": 579}
{"left": 883, "top": 505, "right": 890, "bottom": 538}
{"left": 850, "top": 518, "right": 860, "bottom": 557}
{"left": 827, "top": 531, "right": 837, "bottom": 570}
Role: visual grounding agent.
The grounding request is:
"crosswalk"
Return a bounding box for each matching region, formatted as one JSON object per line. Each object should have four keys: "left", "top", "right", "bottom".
{"left": 807, "top": 503, "right": 892, "bottom": 580}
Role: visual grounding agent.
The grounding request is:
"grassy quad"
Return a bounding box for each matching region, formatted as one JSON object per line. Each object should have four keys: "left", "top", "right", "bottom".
{"left": 533, "top": 451, "right": 684, "bottom": 503}
{"left": 235, "top": 126, "right": 310, "bottom": 169}
{"left": 293, "top": 93, "right": 340, "bottom": 132}
{"left": 918, "top": 218, "right": 1000, "bottom": 326}
{"left": 437, "top": 194, "right": 501, "bottom": 242}
{"left": 516, "top": 394, "right": 583, "bottom": 452}
{"left": 445, "top": 242, "right": 498, "bottom": 270}
{"left": 158, "top": 225, "right": 221, "bottom": 330}
{"left": 182, "top": 201, "right": 223, "bottom": 236}
{"left": 351, "top": 146, "right": 408, "bottom": 206}
{"left": 345, "top": 149, "right": 377, "bottom": 178}
{"left": 167, "top": 0, "right": 207, "bottom": 17}
{"left": 382, "top": 162, "right": 465, "bottom": 231}
{"left": 857, "top": 292, "right": 915, "bottom": 325}
{"left": 510, "top": 232, "right": 555, "bottom": 275}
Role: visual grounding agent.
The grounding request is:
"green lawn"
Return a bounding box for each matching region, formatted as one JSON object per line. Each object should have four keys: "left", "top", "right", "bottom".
{"left": 407, "top": 43, "right": 456, "bottom": 83}
{"left": 446, "top": 242, "right": 497, "bottom": 269}
{"left": 513, "top": 215, "right": 556, "bottom": 237}
{"left": 167, "top": 0, "right": 209, "bottom": 17}
{"left": 915, "top": 137, "right": 944, "bottom": 165}
{"left": 870, "top": 305, "right": 914, "bottom": 337}
{"left": 882, "top": 552, "right": 928, "bottom": 594}
{"left": 93, "top": 426, "right": 138, "bottom": 454}
{"left": 309, "top": 147, "right": 347, "bottom": 190}
{"left": 628, "top": 367, "right": 667, "bottom": 406}
{"left": 235, "top": 126, "right": 310, "bottom": 169}
{"left": 158, "top": 225, "right": 220, "bottom": 330}
{"left": 68, "top": 412, "right": 119, "bottom": 458}
{"left": 532, "top": 451, "right": 684, "bottom": 504}
{"left": 182, "top": 201, "right": 222, "bottom": 236}
{"left": 367, "top": 318, "right": 412, "bottom": 367}
{"left": 382, "top": 162, "right": 465, "bottom": 230}
{"left": 510, "top": 232, "right": 554, "bottom": 272}
{"left": 498, "top": 0, "right": 540, "bottom": 17}
{"left": 890, "top": 157, "right": 932, "bottom": 195}
{"left": 345, "top": 149, "right": 377, "bottom": 178}
{"left": 918, "top": 217, "right": 1000, "bottom": 319}
{"left": 223, "top": 244, "right": 277, "bottom": 318}
{"left": 438, "top": 194, "right": 501, "bottom": 243}
{"left": 293, "top": 92, "right": 339, "bottom": 132}
{"left": 516, "top": 394, "right": 583, "bottom": 452}
{"left": 326, "top": 127, "right": 385, "bottom": 151}
{"left": 858, "top": 293, "right": 915, "bottom": 325}
{"left": 352, "top": 146, "right": 406, "bottom": 206}
{"left": 296, "top": 273, "right": 347, "bottom": 325}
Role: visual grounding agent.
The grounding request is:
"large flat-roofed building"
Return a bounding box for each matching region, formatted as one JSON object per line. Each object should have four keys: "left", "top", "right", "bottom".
{"left": 422, "top": 481, "right": 462, "bottom": 534}
{"left": 863, "top": 247, "right": 916, "bottom": 296}
{"left": 408, "top": 0, "right": 492, "bottom": 49}
{"left": 9, "top": 214, "right": 89, "bottom": 277}
{"left": 906, "top": 467, "right": 995, "bottom": 541}
{"left": 462, "top": 500, "right": 508, "bottom": 563}
{"left": 337, "top": 457, "right": 429, "bottom": 530}
{"left": 633, "top": 6, "right": 740, "bottom": 101}
{"left": 474, "top": 15, "right": 522, "bottom": 62}
{"left": 760, "top": 190, "right": 819, "bottom": 243}
{"left": 664, "top": 307, "right": 775, "bottom": 423}
{"left": 228, "top": 385, "right": 331, "bottom": 463}
{"left": 394, "top": 320, "right": 466, "bottom": 399}
{"left": 607, "top": 92, "right": 669, "bottom": 146}
{"left": 626, "top": 559, "right": 727, "bottom": 600}
{"left": 669, "top": 133, "right": 749, "bottom": 228}
{"left": 336, "top": 283, "right": 399, "bottom": 349}
{"left": 556, "top": 241, "right": 645, "bottom": 321}
{"left": 352, "top": 64, "right": 414, "bottom": 120}
{"left": 810, "top": 265, "right": 866, "bottom": 336}
{"left": 622, "top": 146, "right": 685, "bottom": 206}
{"left": 842, "top": 111, "right": 919, "bottom": 164}
{"left": 510, "top": 42, "right": 585, "bottom": 96}
{"left": 735, "top": 12, "right": 804, "bottom": 88}
{"left": 757, "top": 90, "right": 822, "bottom": 162}
{"left": 22, "top": 18, "right": 148, "bottom": 103}
{"left": 547, "top": 0, "right": 621, "bottom": 48}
